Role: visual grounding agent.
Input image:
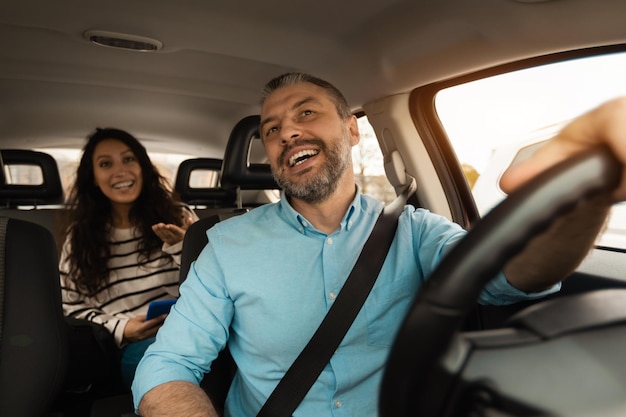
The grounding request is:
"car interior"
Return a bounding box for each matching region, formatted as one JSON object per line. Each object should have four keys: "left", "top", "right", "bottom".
{"left": 2, "top": 0, "right": 626, "bottom": 416}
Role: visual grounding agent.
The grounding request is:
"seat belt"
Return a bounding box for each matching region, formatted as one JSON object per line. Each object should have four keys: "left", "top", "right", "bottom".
{"left": 257, "top": 179, "right": 417, "bottom": 417}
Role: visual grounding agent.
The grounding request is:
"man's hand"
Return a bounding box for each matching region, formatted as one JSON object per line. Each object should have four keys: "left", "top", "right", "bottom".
{"left": 500, "top": 97, "right": 626, "bottom": 202}
{"left": 498, "top": 97, "right": 626, "bottom": 292}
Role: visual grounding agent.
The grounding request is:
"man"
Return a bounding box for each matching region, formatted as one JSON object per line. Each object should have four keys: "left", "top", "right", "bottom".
{"left": 133, "top": 72, "right": 625, "bottom": 416}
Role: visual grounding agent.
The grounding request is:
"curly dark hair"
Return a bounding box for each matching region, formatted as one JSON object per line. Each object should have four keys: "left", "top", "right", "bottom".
{"left": 61, "top": 127, "right": 185, "bottom": 296}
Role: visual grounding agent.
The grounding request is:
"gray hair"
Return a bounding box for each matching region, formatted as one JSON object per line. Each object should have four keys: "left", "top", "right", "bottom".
{"left": 260, "top": 72, "right": 352, "bottom": 119}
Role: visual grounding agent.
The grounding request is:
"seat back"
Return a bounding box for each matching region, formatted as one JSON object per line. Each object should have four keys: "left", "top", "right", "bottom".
{"left": 0, "top": 216, "right": 68, "bottom": 417}
{"left": 179, "top": 115, "right": 279, "bottom": 413}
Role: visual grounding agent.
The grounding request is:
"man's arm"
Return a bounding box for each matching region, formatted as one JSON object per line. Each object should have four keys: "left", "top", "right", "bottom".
{"left": 138, "top": 381, "right": 219, "bottom": 417}
{"left": 499, "top": 97, "right": 626, "bottom": 292}
{"left": 503, "top": 194, "right": 611, "bottom": 292}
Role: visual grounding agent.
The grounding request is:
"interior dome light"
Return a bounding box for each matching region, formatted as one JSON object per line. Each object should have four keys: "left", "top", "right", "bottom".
{"left": 83, "top": 30, "right": 163, "bottom": 52}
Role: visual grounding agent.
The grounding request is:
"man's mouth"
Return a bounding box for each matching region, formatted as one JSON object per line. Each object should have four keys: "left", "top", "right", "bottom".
{"left": 112, "top": 180, "right": 134, "bottom": 190}
{"left": 288, "top": 149, "right": 319, "bottom": 167}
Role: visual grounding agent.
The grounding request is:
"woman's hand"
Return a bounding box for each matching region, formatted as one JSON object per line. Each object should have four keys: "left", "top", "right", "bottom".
{"left": 123, "top": 314, "right": 167, "bottom": 343}
{"left": 152, "top": 215, "right": 195, "bottom": 245}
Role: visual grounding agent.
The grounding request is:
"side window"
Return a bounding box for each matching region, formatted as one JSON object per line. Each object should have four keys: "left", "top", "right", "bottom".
{"left": 354, "top": 116, "right": 396, "bottom": 204}
{"left": 434, "top": 50, "right": 626, "bottom": 249}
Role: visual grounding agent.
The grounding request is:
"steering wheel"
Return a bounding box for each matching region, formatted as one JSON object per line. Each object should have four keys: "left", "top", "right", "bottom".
{"left": 379, "top": 146, "right": 622, "bottom": 417}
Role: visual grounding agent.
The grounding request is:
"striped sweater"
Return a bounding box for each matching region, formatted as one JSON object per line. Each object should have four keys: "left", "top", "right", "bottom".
{"left": 60, "top": 227, "right": 185, "bottom": 347}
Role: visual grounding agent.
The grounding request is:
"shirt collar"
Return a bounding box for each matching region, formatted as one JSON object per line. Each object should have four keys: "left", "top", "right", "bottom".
{"left": 278, "top": 186, "right": 364, "bottom": 235}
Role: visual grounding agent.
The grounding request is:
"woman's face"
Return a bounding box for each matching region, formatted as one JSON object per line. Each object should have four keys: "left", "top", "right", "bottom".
{"left": 92, "top": 138, "right": 143, "bottom": 207}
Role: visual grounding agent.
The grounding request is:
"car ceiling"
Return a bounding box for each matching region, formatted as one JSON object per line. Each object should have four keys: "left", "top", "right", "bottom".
{"left": 1, "top": 0, "right": 626, "bottom": 158}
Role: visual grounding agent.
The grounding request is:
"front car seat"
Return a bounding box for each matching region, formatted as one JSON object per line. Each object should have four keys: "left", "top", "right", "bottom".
{"left": 0, "top": 216, "right": 68, "bottom": 417}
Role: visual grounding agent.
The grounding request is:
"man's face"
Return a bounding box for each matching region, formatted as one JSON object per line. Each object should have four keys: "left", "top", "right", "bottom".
{"left": 260, "top": 82, "right": 359, "bottom": 203}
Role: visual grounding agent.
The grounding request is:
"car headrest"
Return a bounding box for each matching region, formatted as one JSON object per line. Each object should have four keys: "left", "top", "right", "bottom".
{"left": 173, "top": 158, "right": 237, "bottom": 207}
{"left": 220, "top": 115, "right": 279, "bottom": 191}
{"left": 0, "top": 149, "right": 64, "bottom": 207}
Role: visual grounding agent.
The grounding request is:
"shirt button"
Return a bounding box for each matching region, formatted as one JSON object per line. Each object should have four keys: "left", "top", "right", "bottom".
{"left": 334, "top": 399, "right": 343, "bottom": 408}
{"left": 326, "top": 237, "right": 333, "bottom": 244}
{"left": 329, "top": 292, "right": 337, "bottom": 300}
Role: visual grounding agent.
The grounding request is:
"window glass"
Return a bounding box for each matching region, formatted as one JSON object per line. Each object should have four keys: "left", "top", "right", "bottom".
{"left": 354, "top": 116, "right": 396, "bottom": 204}
{"left": 5, "top": 164, "right": 44, "bottom": 185}
{"left": 189, "top": 169, "right": 220, "bottom": 188}
{"left": 435, "top": 51, "right": 626, "bottom": 249}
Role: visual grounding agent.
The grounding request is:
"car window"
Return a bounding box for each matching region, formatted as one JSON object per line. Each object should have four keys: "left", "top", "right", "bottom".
{"left": 434, "top": 50, "right": 626, "bottom": 250}
{"left": 354, "top": 116, "right": 396, "bottom": 204}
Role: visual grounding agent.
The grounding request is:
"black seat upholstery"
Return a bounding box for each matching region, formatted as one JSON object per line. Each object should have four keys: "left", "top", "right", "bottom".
{"left": 173, "top": 157, "right": 237, "bottom": 209}
{"left": 0, "top": 150, "right": 128, "bottom": 415}
{"left": 0, "top": 216, "right": 68, "bottom": 417}
{"left": 0, "top": 149, "right": 66, "bottom": 241}
{"left": 179, "top": 114, "right": 279, "bottom": 413}
{"left": 0, "top": 149, "right": 64, "bottom": 207}
{"left": 219, "top": 115, "right": 278, "bottom": 192}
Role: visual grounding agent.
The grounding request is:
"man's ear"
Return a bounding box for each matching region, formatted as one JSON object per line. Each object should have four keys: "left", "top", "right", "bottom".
{"left": 347, "top": 115, "right": 360, "bottom": 146}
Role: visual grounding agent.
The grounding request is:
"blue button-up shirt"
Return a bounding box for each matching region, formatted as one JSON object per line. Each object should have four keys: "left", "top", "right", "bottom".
{"left": 133, "top": 190, "right": 557, "bottom": 416}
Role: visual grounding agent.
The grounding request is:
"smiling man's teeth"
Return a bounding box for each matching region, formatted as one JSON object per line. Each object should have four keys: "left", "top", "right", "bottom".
{"left": 113, "top": 180, "right": 134, "bottom": 189}
{"left": 289, "top": 149, "right": 319, "bottom": 167}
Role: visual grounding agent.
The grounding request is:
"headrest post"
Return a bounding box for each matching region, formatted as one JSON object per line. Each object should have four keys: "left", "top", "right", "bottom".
{"left": 236, "top": 187, "right": 243, "bottom": 210}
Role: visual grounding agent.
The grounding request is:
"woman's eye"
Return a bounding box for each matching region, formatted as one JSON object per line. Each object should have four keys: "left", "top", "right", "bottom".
{"left": 302, "top": 110, "right": 313, "bottom": 116}
{"left": 123, "top": 156, "right": 136, "bottom": 163}
{"left": 99, "top": 161, "right": 111, "bottom": 168}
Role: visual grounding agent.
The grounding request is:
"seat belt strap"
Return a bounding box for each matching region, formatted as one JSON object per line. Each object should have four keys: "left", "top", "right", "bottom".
{"left": 257, "top": 179, "right": 417, "bottom": 417}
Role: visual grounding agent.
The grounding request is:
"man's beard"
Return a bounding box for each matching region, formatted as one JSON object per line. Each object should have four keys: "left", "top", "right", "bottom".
{"left": 273, "top": 132, "right": 352, "bottom": 204}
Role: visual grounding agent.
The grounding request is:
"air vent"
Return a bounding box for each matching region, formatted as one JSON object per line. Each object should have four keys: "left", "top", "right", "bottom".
{"left": 83, "top": 30, "right": 163, "bottom": 52}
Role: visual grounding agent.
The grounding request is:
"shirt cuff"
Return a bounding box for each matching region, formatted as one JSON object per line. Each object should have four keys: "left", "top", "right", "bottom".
{"left": 480, "top": 272, "right": 561, "bottom": 306}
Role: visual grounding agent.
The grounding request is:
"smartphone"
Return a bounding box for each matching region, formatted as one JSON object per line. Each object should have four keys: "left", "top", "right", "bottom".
{"left": 145, "top": 299, "right": 177, "bottom": 320}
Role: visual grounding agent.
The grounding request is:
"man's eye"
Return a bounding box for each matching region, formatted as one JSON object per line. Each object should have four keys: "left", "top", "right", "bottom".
{"left": 302, "top": 110, "right": 313, "bottom": 116}
{"left": 266, "top": 127, "right": 278, "bottom": 136}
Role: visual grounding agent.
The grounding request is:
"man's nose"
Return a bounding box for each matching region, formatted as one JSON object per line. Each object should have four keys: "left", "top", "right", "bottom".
{"left": 279, "top": 121, "right": 302, "bottom": 144}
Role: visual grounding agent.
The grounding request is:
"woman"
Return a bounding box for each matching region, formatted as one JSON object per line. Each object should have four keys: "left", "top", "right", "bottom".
{"left": 59, "top": 127, "right": 198, "bottom": 389}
